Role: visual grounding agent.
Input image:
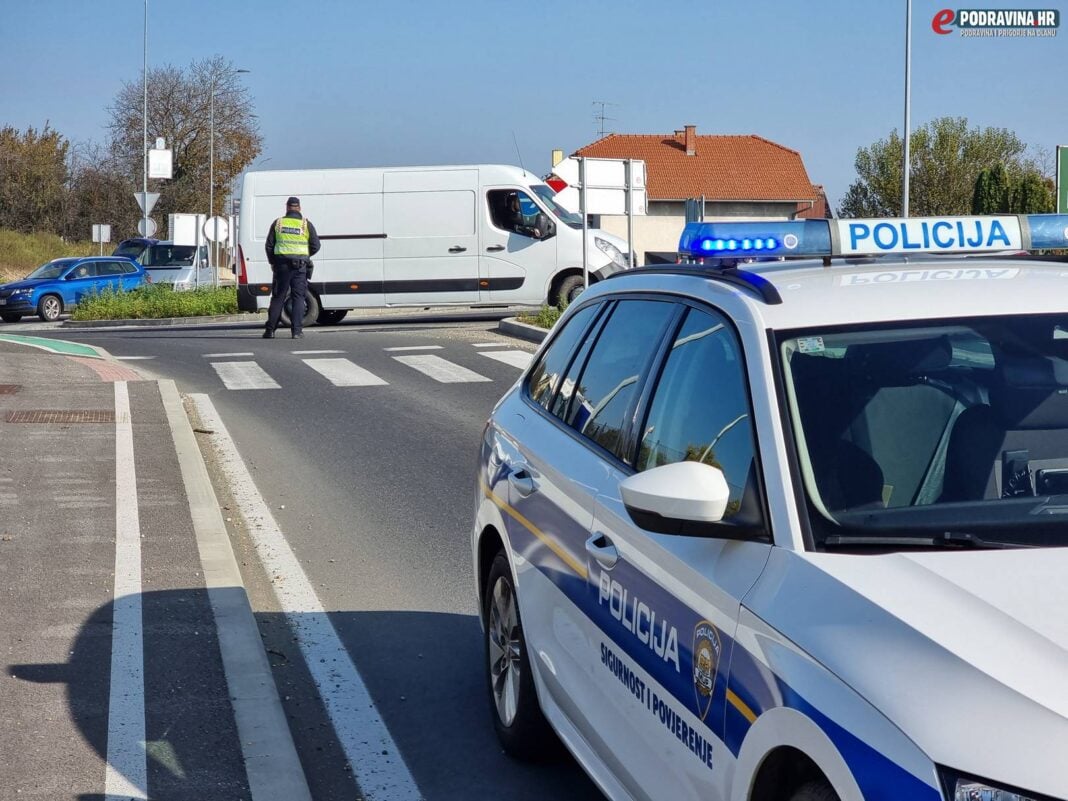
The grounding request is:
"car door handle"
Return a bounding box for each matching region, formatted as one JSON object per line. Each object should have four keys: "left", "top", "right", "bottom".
{"left": 585, "top": 532, "right": 618, "bottom": 569}
{"left": 448, "top": 246, "right": 467, "bottom": 253}
{"left": 486, "top": 245, "right": 505, "bottom": 252}
{"left": 507, "top": 468, "right": 537, "bottom": 498}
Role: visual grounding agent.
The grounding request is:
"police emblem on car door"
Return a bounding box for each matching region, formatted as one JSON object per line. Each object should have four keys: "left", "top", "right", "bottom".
{"left": 693, "top": 620, "right": 722, "bottom": 722}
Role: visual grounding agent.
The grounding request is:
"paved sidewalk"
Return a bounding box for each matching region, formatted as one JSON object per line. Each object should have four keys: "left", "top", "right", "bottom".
{"left": 0, "top": 339, "right": 309, "bottom": 801}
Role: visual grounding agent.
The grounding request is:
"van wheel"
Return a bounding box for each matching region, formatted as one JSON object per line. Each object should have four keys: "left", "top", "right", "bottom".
{"left": 484, "top": 551, "right": 555, "bottom": 760}
{"left": 789, "top": 781, "right": 840, "bottom": 801}
{"left": 317, "top": 309, "right": 348, "bottom": 326}
{"left": 1, "top": 314, "right": 22, "bottom": 323}
{"left": 281, "top": 291, "right": 320, "bottom": 328}
{"left": 552, "top": 275, "right": 584, "bottom": 306}
{"left": 37, "top": 294, "right": 63, "bottom": 322}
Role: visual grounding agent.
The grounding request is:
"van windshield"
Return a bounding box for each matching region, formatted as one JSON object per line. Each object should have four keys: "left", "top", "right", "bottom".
{"left": 141, "top": 245, "right": 198, "bottom": 268}
{"left": 530, "top": 185, "right": 583, "bottom": 229}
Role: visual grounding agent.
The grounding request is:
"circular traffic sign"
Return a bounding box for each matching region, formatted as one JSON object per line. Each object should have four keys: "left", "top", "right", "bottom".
{"left": 137, "top": 217, "right": 157, "bottom": 237}
{"left": 203, "top": 216, "right": 230, "bottom": 243}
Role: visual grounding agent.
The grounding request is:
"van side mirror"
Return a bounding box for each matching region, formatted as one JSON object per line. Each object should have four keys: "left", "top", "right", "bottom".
{"left": 535, "top": 213, "right": 555, "bottom": 241}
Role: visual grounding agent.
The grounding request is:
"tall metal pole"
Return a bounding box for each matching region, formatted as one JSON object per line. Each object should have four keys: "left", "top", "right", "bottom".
{"left": 142, "top": 0, "right": 148, "bottom": 239}
{"left": 902, "top": 0, "right": 912, "bottom": 217}
{"left": 580, "top": 157, "right": 589, "bottom": 292}
{"left": 208, "top": 73, "right": 215, "bottom": 289}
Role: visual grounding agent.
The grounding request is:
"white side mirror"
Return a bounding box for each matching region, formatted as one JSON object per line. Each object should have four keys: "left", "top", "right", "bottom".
{"left": 620, "top": 461, "right": 730, "bottom": 525}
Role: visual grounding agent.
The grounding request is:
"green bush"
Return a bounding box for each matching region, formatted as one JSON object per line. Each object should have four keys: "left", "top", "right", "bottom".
{"left": 0, "top": 229, "right": 94, "bottom": 283}
{"left": 518, "top": 302, "right": 567, "bottom": 330}
{"left": 71, "top": 284, "right": 238, "bottom": 321}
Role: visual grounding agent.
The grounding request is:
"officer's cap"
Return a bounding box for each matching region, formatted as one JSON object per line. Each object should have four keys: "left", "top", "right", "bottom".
{"left": 286, "top": 196, "right": 301, "bottom": 207}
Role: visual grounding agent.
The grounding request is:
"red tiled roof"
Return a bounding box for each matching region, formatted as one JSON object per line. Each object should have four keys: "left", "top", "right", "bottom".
{"left": 572, "top": 131, "right": 816, "bottom": 203}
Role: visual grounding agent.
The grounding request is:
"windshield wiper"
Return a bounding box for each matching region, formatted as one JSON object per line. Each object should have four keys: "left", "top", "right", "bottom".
{"left": 823, "top": 530, "right": 1032, "bottom": 550}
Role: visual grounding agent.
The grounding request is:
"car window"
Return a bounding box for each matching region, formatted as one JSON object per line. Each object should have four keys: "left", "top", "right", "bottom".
{"left": 638, "top": 307, "right": 759, "bottom": 518}
{"left": 69, "top": 263, "right": 97, "bottom": 279}
{"left": 97, "top": 261, "right": 125, "bottom": 276}
{"left": 527, "top": 303, "right": 601, "bottom": 410}
{"left": 488, "top": 189, "right": 543, "bottom": 239}
{"left": 120, "top": 261, "right": 139, "bottom": 274}
{"left": 563, "top": 299, "right": 676, "bottom": 460}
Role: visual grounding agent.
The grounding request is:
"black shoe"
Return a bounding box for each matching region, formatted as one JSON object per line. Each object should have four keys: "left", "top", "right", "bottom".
{"left": 262, "top": 330, "right": 275, "bottom": 339}
{"left": 292, "top": 332, "right": 304, "bottom": 339}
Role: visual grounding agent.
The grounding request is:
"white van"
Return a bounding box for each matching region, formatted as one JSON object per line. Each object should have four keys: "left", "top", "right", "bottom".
{"left": 236, "top": 165, "right": 631, "bottom": 325}
{"left": 137, "top": 240, "right": 213, "bottom": 290}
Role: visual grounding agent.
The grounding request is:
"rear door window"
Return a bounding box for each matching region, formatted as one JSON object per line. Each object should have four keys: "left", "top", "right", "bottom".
{"left": 526, "top": 303, "right": 602, "bottom": 410}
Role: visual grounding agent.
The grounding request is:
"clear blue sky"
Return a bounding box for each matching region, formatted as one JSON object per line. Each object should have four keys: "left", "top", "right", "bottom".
{"left": 4, "top": 0, "right": 1066, "bottom": 210}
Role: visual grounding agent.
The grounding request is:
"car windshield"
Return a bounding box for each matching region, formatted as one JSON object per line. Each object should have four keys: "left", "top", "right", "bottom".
{"left": 140, "top": 244, "right": 196, "bottom": 268}
{"left": 530, "top": 184, "right": 583, "bottom": 229}
{"left": 26, "top": 259, "right": 77, "bottom": 280}
{"left": 779, "top": 314, "right": 1068, "bottom": 548}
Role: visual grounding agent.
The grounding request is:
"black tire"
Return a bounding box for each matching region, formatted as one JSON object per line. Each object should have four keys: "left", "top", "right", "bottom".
{"left": 484, "top": 551, "right": 555, "bottom": 760}
{"left": 789, "top": 781, "right": 840, "bottom": 801}
{"left": 0, "top": 313, "right": 22, "bottom": 323}
{"left": 552, "top": 275, "right": 585, "bottom": 306}
{"left": 37, "top": 294, "right": 62, "bottom": 322}
{"left": 317, "top": 308, "right": 348, "bottom": 326}
{"left": 280, "top": 290, "right": 320, "bottom": 328}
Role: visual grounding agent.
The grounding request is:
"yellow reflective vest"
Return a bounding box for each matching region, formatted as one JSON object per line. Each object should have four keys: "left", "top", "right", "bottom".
{"left": 273, "top": 216, "right": 310, "bottom": 257}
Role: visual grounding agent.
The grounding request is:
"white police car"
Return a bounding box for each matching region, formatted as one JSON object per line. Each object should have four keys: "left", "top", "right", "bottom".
{"left": 472, "top": 214, "right": 1068, "bottom": 801}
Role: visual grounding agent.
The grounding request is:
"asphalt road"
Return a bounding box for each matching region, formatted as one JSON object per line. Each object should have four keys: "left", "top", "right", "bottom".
{"left": 30, "top": 315, "right": 601, "bottom": 801}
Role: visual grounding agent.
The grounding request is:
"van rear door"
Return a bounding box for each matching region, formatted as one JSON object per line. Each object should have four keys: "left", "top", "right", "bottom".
{"left": 383, "top": 169, "right": 479, "bottom": 305}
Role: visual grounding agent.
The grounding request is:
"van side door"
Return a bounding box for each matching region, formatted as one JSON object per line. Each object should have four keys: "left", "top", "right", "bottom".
{"left": 481, "top": 188, "right": 558, "bottom": 305}
{"left": 383, "top": 169, "right": 479, "bottom": 305}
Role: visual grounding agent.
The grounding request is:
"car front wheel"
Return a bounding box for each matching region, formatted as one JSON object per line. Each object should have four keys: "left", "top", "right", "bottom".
{"left": 484, "top": 551, "right": 554, "bottom": 760}
{"left": 37, "top": 295, "right": 62, "bottom": 322}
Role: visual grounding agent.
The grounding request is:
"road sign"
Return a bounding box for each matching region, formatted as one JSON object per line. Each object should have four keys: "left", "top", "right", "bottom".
{"left": 148, "top": 148, "right": 172, "bottom": 180}
{"left": 137, "top": 217, "right": 158, "bottom": 237}
{"left": 552, "top": 157, "right": 647, "bottom": 215}
{"left": 134, "top": 192, "right": 160, "bottom": 215}
{"left": 1057, "top": 145, "right": 1068, "bottom": 214}
{"left": 91, "top": 224, "right": 111, "bottom": 243}
{"left": 203, "top": 216, "right": 230, "bottom": 243}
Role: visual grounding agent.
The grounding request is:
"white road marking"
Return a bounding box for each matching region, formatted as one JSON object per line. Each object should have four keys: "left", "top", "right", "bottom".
{"left": 212, "top": 361, "right": 280, "bottom": 390}
{"left": 203, "top": 352, "right": 254, "bottom": 358}
{"left": 303, "top": 358, "right": 387, "bottom": 387}
{"left": 479, "top": 350, "right": 532, "bottom": 370}
{"left": 190, "top": 395, "right": 421, "bottom": 801}
{"left": 104, "top": 381, "right": 147, "bottom": 800}
{"left": 292, "top": 349, "right": 345, "bottom": 355}
{"left": 471, "top": 342, "right": 510, "bottom": 348}
{"left": 393, "top": 354, "right": 491, "bottom": 383}
{"left": 383, "top": 345, "right": 442, "bottom": 352}
{"left": 115, "top": 356, "right": 155, "bottom": 360}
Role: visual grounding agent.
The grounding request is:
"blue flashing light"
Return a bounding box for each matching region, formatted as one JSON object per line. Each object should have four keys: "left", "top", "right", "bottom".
{"left": 1025, "top": 214, "right": 1068, "bottom": 250}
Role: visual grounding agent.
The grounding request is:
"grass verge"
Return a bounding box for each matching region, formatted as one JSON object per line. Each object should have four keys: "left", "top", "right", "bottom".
{"left": 0, "top": 229, "right": 95, "bottom": 283}
{"left": 70, "top": 284, "right": 239, "bottom": 321}
{"left": 517, "top": 303, "right": 567, "bottom": 329}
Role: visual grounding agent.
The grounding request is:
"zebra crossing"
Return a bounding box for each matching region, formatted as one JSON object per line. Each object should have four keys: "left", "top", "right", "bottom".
{"left": 205, "top": 346, "right": 533, "bottom": 391}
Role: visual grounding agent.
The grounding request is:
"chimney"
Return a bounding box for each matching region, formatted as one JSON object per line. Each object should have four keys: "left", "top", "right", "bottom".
{"left": 684, "top": 125, "right": 697, "bottom": 156}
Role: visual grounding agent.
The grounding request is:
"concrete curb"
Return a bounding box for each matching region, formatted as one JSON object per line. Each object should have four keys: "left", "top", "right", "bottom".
{"left": 158, "top": 379, "right": 313, "bottom": 801}
{"left": 62, "top": 312, "right": 266, "bottom": 329}
{"left": 498, "top": 316, "right": 548, "bottom": 343}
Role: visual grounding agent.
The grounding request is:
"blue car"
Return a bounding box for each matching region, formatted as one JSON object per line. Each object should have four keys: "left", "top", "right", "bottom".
{"left": 0, "top": 256, "right": 147, "bottom": 322}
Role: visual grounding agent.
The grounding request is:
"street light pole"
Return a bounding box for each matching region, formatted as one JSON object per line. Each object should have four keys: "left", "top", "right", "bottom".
{"left": 902, "top": 0, "right": 912, "bottom": 217}
{"left": 142, "top": 0, "right": 148, "bottom": 239}
{"left": 209, "top": 68, "right": 250, "bottom": 288}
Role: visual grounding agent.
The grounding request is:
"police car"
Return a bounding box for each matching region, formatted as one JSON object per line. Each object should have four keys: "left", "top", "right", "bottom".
{"left": 471, "top": 213, "right": 1068, "bottom": 801}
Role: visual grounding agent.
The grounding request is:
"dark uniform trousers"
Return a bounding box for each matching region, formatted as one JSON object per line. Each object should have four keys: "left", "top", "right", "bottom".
{"left": 265, "top": 259, "right": 310, "bottom": 334}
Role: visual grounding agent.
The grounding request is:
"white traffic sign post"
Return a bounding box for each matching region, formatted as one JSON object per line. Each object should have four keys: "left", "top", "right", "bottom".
{"left": 134, "top": 192, "right": 160, "bottom": 216}
{"left": 92, "top": 224, "right": 111, "bottom": 256}
{"left": 556, "top": 157, "right": 647, "bottom": 287}
{"left": 137, "top": 218, "right": 157, "bottom": 237}
{"left": 203, "top": 216, "right": 230, "bottom": 288}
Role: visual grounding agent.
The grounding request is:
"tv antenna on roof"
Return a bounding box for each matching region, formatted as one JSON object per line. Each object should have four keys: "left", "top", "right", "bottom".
{"left": 592, "top": 100, "right": 618, "bottom": 137}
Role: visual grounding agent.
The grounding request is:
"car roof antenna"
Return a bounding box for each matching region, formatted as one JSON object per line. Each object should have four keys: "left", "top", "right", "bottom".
{"left": 512, "top": 131, "right": 527, "bottom": 178}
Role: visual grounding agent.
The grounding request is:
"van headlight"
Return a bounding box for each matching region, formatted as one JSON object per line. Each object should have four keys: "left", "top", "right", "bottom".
{"left": 595, "top": 237, "right": 628, "bottom": 268}
{"left": 940, "top": 768, "right": 1041, "bottom": 801}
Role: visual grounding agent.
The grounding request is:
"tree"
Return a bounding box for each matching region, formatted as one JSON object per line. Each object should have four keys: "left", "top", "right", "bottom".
{"left": 1011, "top": 171, "right": 1054, "bottom": 213}
{"left": 0, "top": 124, "right": 70, "bottom": 233}
{"left": 971, "top": 163, "right": 1009, "bottom": 214}
{"left": 107, "top": 56, "right": 262, "bottom": 236}
{"left": 840, "top": 117, "right": 1028, "bottom": 217}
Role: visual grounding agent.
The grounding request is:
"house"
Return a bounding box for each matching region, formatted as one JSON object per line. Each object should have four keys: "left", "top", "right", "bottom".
{"left": 563, "top": 125, "right": 824, "bottom": 263}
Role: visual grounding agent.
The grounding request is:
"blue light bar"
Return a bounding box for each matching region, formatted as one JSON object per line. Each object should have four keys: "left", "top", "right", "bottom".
{"left": 677, "top": 214, "right": 1068, "bottom": 260}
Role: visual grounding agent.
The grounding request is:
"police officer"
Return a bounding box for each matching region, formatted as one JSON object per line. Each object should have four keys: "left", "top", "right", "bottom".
{"left": 264, "top": 196, "right": 321, "bottom": 339}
